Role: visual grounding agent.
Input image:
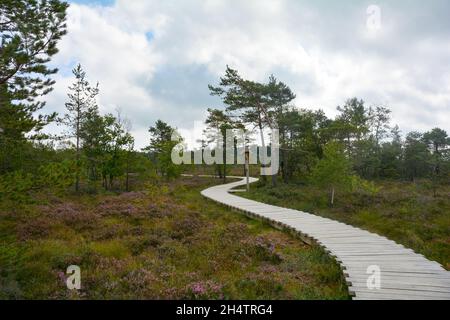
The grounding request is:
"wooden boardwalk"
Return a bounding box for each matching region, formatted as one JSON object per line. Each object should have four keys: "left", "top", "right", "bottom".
{"left": 201, "top": 176, "right": 450, "bottom": 300}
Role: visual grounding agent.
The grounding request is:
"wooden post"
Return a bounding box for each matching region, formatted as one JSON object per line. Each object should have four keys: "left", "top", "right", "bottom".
{"left": 245, "top": 145, "right": 250, "bottom": 192}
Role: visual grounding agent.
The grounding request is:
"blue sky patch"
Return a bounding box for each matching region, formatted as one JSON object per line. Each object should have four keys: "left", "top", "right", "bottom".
{"left": 68, "top": 0, "right": 115, "bottom": 7}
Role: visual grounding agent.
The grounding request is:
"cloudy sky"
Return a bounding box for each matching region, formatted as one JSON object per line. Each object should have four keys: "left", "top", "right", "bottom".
{"left": 44, "top": 0, "right": 450, "bottom": 149}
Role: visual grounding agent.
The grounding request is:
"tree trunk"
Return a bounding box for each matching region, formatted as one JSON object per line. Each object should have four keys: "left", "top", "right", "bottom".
{"left": 75, "top": 104, "right": 80, "bottom": 193}
{"left": 330, "top": 187, "right": 335, "bottom": 206}
{"left": 126, "top": 152, "right": 130, "bottom": 192}
{"left": 222, "top": 139, "right": 226, "bottom": 184}
{"left": 258, "top": 120, "right": 267, "bottom": 184}
{"left": 283, "top": 149, "right": 289, "bottom": 183}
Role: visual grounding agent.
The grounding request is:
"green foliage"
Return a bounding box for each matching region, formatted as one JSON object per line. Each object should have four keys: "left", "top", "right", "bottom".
{"left": 0, "top": 170, "right": 33, "bottom": 201}
{"left": 404, "top": 131, "right": 431, "bottom": 180}
{"left": 157, "top": 140, "right": 182, "bottom": 180}
{"left": 379, "top": 126, "right": 403, "bottom": 178}
{"left": 204, "top": 108, "right": 243, "bottom": 181}
{"left": 35, "top": 160, "right": 76, "bottom": 193}
{"left": 145, "top": 120, "right": 181, "bottom": 180}
{"left": 351, "top": 175, "right": 381, "bottom": 197}
{"left": 277, "top": 108, "right": 331, "bottom": 181}
{"left": 208, "top": 66, "right": 296, "bottom": 185}
{"left": 0, "top": 0, "right": 68, "bottom": 177}
{"left": 62, "top": 64, "right": 100, "bottom": 191}
{"left": 309, "top": 142, "right": 353, "bottom": 204}
{"left": 99, "top": 113, "right": 135, "bottom": 188}
{"left": 0, "top": 160, "right": 76, "bottom": 201}
{"left": 335, "top": 98, "right": 370, "bottom": 144}
{"left": 0, "top": 0, "right": 68, "bottom": 139}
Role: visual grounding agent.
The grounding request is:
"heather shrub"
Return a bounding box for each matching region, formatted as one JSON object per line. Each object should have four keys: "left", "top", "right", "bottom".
{"left": 170, "top": 213, "right": 204, "bottom": 240}
{"left": 220, "top": 223, "right": 249, "bottom": 244}
{"left": 148, "top": 201, "right": 180, "bottom": 218}
{"left": 17, "top": 216, "right": 53, "bottom": 241}
{"left": 186, "top": 280, "right": 224, "bottom": 299}
{"left": 241, "top": 236, "right": 283, "bottom": 263}
{"left": 43, "top": 202, "right": 99, "bottom": 231}
{"left": 97, "top": 201, "right": 143, "bottom": 218}
{"left": 119, "top": 269, "right": 161, "bottom": 299}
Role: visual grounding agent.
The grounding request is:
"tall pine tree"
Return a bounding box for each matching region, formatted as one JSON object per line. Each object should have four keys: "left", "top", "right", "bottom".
{"left": 0, "top": 0, "right": 68, "bottom": 172}
{"left": 63, "top": 64, "right": 99, "bottom": 192}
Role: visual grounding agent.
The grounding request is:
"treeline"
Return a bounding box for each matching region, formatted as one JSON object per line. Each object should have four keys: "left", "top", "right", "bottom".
{"left": 199, "top": 66, "right": 450, "bottom": 203}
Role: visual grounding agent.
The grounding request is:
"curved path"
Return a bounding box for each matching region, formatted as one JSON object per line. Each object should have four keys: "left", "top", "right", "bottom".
{"left": 201, "top": 176, "right": 450, "bottom": 300}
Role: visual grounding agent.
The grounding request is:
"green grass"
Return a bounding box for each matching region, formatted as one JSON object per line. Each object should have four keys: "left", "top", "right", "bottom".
{"left": 241, "top": 179, "right": 450, "bottom": 270}
{"left": 0, "top": 177, "right": 349, "bottom": 300}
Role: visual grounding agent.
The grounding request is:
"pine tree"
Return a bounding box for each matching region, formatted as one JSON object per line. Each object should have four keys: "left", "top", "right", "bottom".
{"left": 204, "top": 108, "right": 236, "bottom": 183}
{"left": 0, "top": 0, "right": 68, "bottom": 172}
{"left": 144, "top": 120, "right": 181, "bottom": 179}
{"left": 63, "top": 64, "right": 99, "bottom": 192}
{"left": 0, "top": 0, "right": 68, "bottom": 133}
{"left": 403, "top": 132, "right": 430, "bottom": 181}
{"left": 309, "top": 142, "right": 353, "bottom": 206}
{"left": 208, "top": 67, "right": 295, "bottom": 186}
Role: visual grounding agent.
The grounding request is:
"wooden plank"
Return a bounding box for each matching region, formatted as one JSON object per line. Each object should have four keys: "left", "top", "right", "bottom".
{"left": 348, "top": 287, "right": 450, "bottom": 298}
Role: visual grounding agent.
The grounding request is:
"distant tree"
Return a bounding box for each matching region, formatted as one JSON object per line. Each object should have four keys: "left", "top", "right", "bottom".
{"left": 209, "top": 67, "right": 271, "bottom": 150}
{"left": 422, "top": 128, "right": 450, "bottom": 195}
{"left": 335, "top": 99, "right": 392, "bottom": 179}
{"left": 144, "top": 120, "right": 181, "bottom": 179}
{"left": 146, "top": 120, "right": 174, "bottom": 154}
{"left": 209, "top": 67, "right": 295, "bottom": 186}
{"left": 368, "top": 105, "right": 391, "bottom": 146}
{"left": 309, "top": 142, "right": 353, "bottom": 206}
{"left": 335, "top": 98, "right": 370, "bottom": 147}
{"left": 81, "top": 107, "right": 136, "bottom": 191}
{"left": 79, "top": 103, "right": 105, "bottom": 186}
{"left": 266, "top": 75, "right": 296, "bottom": 185}
{"left": 423, "top": 128, "right": 449, "bottom": 150}
{"left": 63, "top": 64, "right": 99, "bottom": 192}
{"left": 278, "top": 108, "right": 331, "bottom": 181}
{"left": 403, "top": 132, "right": 431, "bottom": 181}
{"left": 123, "top": 119, "right": 135, "bottom": 192}
{"left": 352, "top": 137, "right": 380, "bottom": 179}
{"left": 205, "top": 108, "right": 232, "bottom": 182}
{"left": 101, "top": 112, "right": 134, "bottom": 189}
{"left": 379, "top": 125, "right": 403, "bottom": 178}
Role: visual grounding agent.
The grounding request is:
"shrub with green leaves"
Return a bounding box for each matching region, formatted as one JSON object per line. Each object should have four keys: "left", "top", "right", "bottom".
{"left": 351, "top": 175, "right": 381, "bottom": 196}
{"left": 36, "top": 160, "right": 76, "bottom": 192}
{"left": 0, "top": 170, "right": 33, "bottom": 202}
{"left": 309, "top": 142, "right": 353, "bottom": 206}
